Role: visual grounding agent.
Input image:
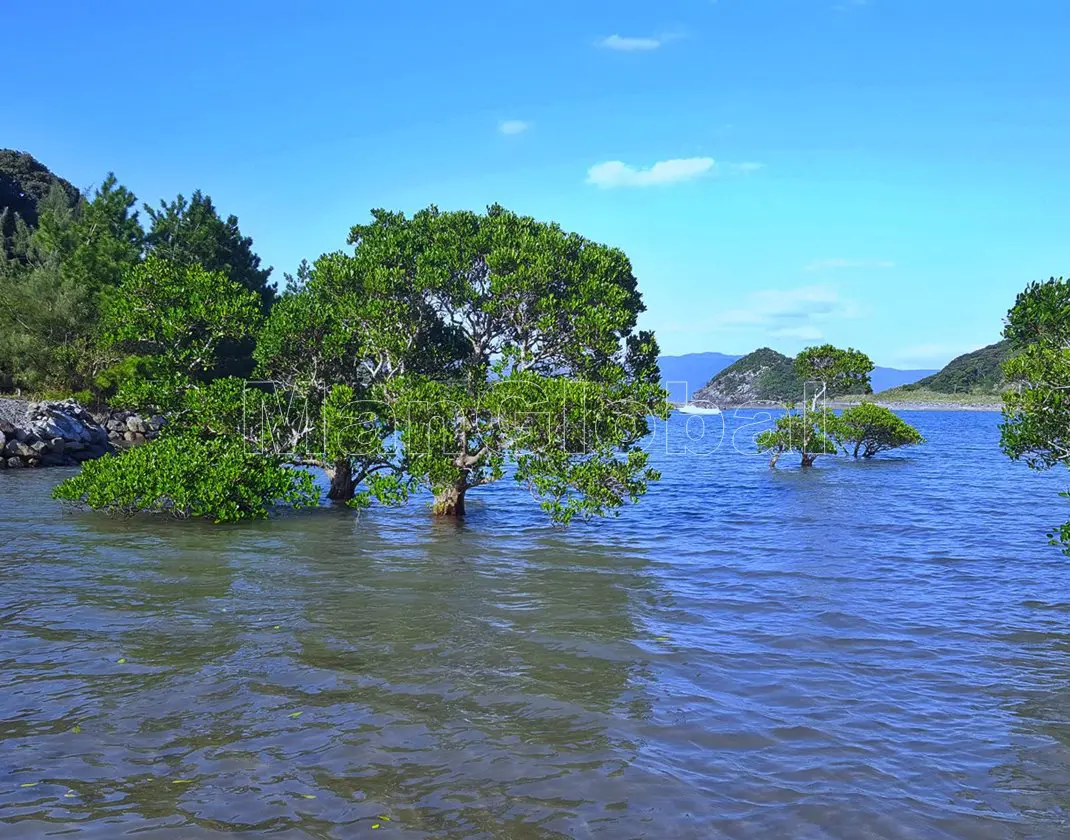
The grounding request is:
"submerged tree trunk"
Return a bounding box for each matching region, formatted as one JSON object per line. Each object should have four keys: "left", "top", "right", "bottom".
{"left": 432, "top": 480, "right": 468, "bottom": 516}
{"left": 325, "top": 457, "right": 356, "bottom": 502}
{"left": 801, "top": 453, "right": 817, "bottom": 468}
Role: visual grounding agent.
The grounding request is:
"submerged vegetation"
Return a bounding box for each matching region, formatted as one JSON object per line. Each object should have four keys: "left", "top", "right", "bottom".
{"left": 757, "top": 402, "right": 926, "bottom": 468}
{"left": 756, "top": 347, "right": 924, "bottom": 467}
{"left": 53, "top": 435, "right": 319, "bottom": 522}
{"left": 757, "top": 409, "right": 840, "bottom": 468}
{"left": 833, "top": 403, "right": 926, "bottom": 458}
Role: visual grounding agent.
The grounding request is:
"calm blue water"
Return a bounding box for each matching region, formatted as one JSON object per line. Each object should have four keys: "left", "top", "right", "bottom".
{"left": 3, "top": 410, "right": 1070, "bottom": 838}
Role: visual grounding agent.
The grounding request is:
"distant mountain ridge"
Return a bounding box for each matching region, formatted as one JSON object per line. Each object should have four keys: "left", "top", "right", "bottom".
{"left": 658, "top": 351, "right": 936, "bottom": 403}
{"left": 657, "top": 353, "right": 741, "bottom": 402}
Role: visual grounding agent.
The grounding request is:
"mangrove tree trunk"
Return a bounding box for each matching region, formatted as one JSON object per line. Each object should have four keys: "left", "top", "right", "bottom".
{"left": 432, "top": 480, "right": 467, "bottom": 516}
{"left": 325, "top": 457, "right": 356, "bottom": 502}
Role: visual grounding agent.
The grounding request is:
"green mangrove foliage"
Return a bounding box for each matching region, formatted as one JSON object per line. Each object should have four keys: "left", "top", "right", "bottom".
{"left": 53, "top": 435, "right": 318, "bottom": 523}
{"left": 831, "top": 403, "right": 925, "bottom": 458}
{"left": 756, "top": 346, "right": 919, "bottom": 467}
{"left": 50, "top": 257, "right": 292, "bottom": 522}
{"left": 1000, "top": 276, "right": 1070, "bottom": 551}
{"left": 48, "top": 199, "right": 669, "bottom": 523}
{"left": 757, "top": 401, "right": 924, "bottom": 468}
{"left": 98, "top": 255, "right": 263, "bottom": 409}
{"left": 794, "top": 344, "right": 874, "bottom": 409}
{"left": 254, "top": 245, "right": 455, "bottom": 505}
{"left": 756, "top": 408, "right": 840, "bottom": 467}
{"left": 347, "top": 204, "right": 669, "bottom": 521}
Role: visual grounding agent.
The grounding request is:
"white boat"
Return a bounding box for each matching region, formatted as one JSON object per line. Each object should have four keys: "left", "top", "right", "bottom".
{"left": 677, "top": 403, "right": 722, "bottom": 416}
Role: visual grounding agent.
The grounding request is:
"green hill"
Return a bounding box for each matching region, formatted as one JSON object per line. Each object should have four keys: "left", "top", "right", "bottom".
{"left": 693, "top": 347, "right": 802, "bottom": 405}
{"left": 899, "top": 340, "right": 1013, "bottom": 395}
{"left": 0, "top": 150, "right": 79, "bottom": 244}
{"left": 691, "top": 346, "right": 881, "bottom": 406}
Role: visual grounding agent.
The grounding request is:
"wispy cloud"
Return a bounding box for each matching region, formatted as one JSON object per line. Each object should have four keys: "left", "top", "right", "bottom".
{"left": 586, "top": 157, "right": 716, "bottom": 188}
{"left": 804, "top": 258, "right": 895, "bottom": 272}
{"left": 597, "top": 32, "right": 682, "bottom": 51}
{"left": 717, "top": 285, "right": 864, "bottom": 329}
{"left": 731, "top": 162, "right": 765, "bottom": 174}
{"left": 498, "top": 120, "right": 531, "bottom": 136}
{"left": 665, "top": 284, "right": 866, "bottom": 343}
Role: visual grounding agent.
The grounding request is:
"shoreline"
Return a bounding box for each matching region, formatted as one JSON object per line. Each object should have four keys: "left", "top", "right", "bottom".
{"left": 672, "top": 400, "right": 1002, "bottom": 413}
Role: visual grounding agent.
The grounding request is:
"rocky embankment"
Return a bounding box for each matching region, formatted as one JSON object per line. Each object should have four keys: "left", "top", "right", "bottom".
{"left": 0, "top": 399, "right": 164, "bottom": 469}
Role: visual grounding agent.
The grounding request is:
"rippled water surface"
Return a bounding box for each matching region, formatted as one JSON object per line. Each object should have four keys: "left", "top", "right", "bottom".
{"left": 4, "top": 411, "right": 1070, "bottom": 839}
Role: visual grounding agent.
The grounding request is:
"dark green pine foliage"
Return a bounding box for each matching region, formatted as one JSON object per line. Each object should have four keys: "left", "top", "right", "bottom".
{"left": 0, "top": 176, "right": 143, "bottom": 394}
{"left": 145, "top": 190, "right": 275, "bottom": 312}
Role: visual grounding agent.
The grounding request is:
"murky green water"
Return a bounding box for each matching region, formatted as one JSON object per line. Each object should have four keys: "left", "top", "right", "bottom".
{"left": 4, "top": 412, "right": 1070, "bottom": 838}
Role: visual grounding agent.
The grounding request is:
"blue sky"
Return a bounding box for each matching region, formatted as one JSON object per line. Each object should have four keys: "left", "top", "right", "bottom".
{"left": 9, "top": 0, "right": 1068, "bottom": 367}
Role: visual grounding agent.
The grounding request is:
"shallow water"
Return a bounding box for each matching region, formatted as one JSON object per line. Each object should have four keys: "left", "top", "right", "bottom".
{"left": 3, "top": 411, "right": 1070, "bottom": 839}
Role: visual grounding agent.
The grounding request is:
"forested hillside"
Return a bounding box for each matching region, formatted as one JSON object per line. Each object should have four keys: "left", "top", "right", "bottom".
{"left": 902, "top": 341, "right": 1013, "bottom": 394}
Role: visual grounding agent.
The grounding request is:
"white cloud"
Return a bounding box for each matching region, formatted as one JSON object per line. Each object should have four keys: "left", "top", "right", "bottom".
{"left": 498, "top": 120, "right": 531, "bottom": 135}
{"left": 731, "top": 162, "right": 765, "bottom": 174}
{"left": 664, "top": 285, "right": 866, "bottom": 342}
{"left": 586, "top": 157, "right": 716, "bottom": 188}
{"left": 598, "top": 34, "right": 666, "bottom": 51}
{"left": 804, "top": 258, "right": 895, "bottom": 272}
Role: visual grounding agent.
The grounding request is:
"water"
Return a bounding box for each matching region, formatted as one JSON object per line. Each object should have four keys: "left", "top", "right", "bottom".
{"left": 3, "top": 410, "right": 1070, "bottom": 839}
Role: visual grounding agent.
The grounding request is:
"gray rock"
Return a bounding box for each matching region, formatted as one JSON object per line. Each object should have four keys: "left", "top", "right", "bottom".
{"left": 6, "top": 457, "right": 24, "bottom": 469}
{"left": 4, "top": 439, "right": 34, "bottom": 459}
